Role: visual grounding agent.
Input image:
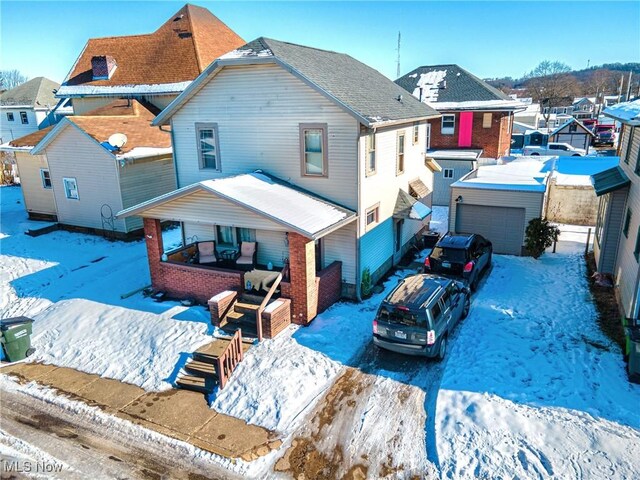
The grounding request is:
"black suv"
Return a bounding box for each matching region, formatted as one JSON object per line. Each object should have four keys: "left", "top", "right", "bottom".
{"left": 373, "top": 274, "right": 470, "bottom": 360}
{"left": 423, "top": 233, "right": 492, "bottom": 290}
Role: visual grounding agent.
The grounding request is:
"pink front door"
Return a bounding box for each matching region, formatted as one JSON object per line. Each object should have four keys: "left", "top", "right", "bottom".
{"left": 458, "top": 111, "right": 473, "bottom": 147}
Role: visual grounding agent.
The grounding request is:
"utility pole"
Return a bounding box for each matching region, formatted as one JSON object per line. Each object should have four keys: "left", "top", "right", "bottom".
{"left": 626, "top": 71, "right": 633, "bottom": 101}
{"left": 396, "top": 31, "right": 401, "bottom": 78}
{"left": 617, "top": 74, "right": 624, "bottom": 103}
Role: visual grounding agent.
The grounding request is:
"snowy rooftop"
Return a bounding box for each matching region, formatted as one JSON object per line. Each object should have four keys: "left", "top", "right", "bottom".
{"left": 425, "top": 99, "right": 525, "bottom": 111}
{"left": 118, "top": 172, "right": 356, "bottom": 239}
{"left": 603, "top": 99, "right": 640, "bottom": 125}
{"left": 427, "top": 149, "right": 483, "bottom": 160}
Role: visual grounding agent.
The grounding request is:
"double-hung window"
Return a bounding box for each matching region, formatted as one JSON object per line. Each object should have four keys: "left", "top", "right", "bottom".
{"left": 20, "top": 111, "right": 28, "bottom": 124}
{"left": 63, "top": 177, "right": 79, "bottom": 200}
{"left": 236, "top": 227, "right": 256, "bottom": 243}
{"left": 441, "top": 114, "right": 455, "bottom": 135}
{"left": 300, "top": 124, "right": 328, "bottom": 176}
{"left": 216, "top": 225, "right": 234, "bottom": 247}
{"left": 443, "top": 168, "right": 454, "bottom": 179}
{"left": 425, "top": 123, "right": 431, "bottom": 150}
{"left": 482, "top": 113, "right": 492, "bottom": 129}
{"left": 396, "top": 132, "right": 405, "bottom": 175}
{"left": 365, "top": 203, "right": 379, "bottom": 229}
{"left": 412, "top": 123, "right": 419, "bottom": 145}
{"left": 6, "top": 112, "right": 14, "bottom": 122}
{"left": 196, "top": 123, "right": 220, "bottom": 170}
{"left": 366, "top": 132, "right": 376, "bottom": 176}
{"left": 40, "top": 169, "right": 52, "bottom": 189}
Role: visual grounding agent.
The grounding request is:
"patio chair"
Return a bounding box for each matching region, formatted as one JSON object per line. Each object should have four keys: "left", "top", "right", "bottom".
{"left": 235, "top": 241, "right": 257, "bottom": 271}
{"left": 197, "top": 241, "right": 219, "bottom": 265}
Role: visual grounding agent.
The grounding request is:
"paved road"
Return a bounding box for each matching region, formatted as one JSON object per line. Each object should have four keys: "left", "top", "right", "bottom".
{"left": 0, "top": 387, "right": 239, "bottom": 480}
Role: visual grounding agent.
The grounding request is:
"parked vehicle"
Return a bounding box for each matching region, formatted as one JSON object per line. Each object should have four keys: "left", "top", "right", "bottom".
{"left": 522, "top": 142, "right": 586, "bottom": 156}
{"left": 593, "top": 124, "right": 616, "bottom": 146}
{"left": 423, "top": 233, "right": 492, "bottom": 290}
{"left": 373, "top": 274, "right": 470, "bottom": 359}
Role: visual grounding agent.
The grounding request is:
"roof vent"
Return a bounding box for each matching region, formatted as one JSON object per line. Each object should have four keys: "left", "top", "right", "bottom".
{"left": 174, "top": 14, "right": 184, "bottom": 21}
{"left": 397, "top": 94, "right": 403, "bottom": 102}
{"left": 91, "top": 55, "right": 117, "bottom": 81}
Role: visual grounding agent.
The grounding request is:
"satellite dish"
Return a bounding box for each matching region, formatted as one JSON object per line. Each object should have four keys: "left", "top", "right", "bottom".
{"left": 108, "top": 133, "right": 127, "bottom": 149}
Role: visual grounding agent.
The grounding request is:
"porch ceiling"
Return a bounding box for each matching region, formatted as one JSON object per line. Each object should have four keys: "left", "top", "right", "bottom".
{"left": 117, "top": 172, "right": 357, "bottom": 239}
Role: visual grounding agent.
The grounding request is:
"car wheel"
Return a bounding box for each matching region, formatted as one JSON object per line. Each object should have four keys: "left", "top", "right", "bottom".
{"left": 486, "top": 253, "right": 492, "bottom": 271}
{"left": 470, "top": 275, "right": 479, "bottom": 292}
{"left": 531, "top": 152, "right": 539, "bottom": 156}
{"left": 437, "top": 336, "right": 447, "bottom": 361}
{"left": 461, "top": 295, "right": 471, "bottom": 319}
{"left": 572, "top": 154, "right": 581, "bottom": 156}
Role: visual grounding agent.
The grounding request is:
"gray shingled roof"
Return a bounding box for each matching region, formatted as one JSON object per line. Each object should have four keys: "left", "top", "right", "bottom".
{"left": 395, "top": 64, "right": 513, "bottom": 103}
{"left": 0, "top": 77, "right": 60, "bottom": 108}
{"left": 225, "top": 37, "right": 440, "bottom": 124}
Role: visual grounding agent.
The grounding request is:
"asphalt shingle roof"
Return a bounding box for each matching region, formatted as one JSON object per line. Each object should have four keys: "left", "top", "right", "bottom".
{"left": 223, "top": 37, "right": 440, "bottom": 124}
{"left": 0, "top": 77, "right": 60, "bottom": 108}
{"left": 395, "top": 64, "right": 513, "bottom": 103}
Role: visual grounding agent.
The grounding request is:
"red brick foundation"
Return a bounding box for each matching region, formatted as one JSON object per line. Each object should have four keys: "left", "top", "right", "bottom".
{"left": 316, "top": 261, "right": 342, "bottom": 314}
{"left": 262, "top": 299, "right": 292, "bottom": 338}
{"left": 143, "top": 218, "right": 243, "bottom": 304}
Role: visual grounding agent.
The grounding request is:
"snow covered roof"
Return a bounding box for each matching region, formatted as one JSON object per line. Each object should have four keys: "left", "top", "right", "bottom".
{"left": 452, "top": 157, "right": 551, "bottom": 192}
{"left": 0, "top": 125, "right": 54, "bottom": 152}
{"left": 117, "top": 172, "right": 357, "bottom": 239}
{"left": 603, "top": 99, "right": 640, "bottom": 125}
{"left": 0, "top": 77, "right": 60, "bottom": 108}
{"left": 58, "top": 4, "right": 244, "bottom": 97}
{"left": 550, "top": 117, "right": 594, "bottom": 137}
{"left": 427, "top": 149, "right": 483, "bottom": 160}
{"left": 395, "top": 64, "right": 522, "bottom": 111}
{"left": 153, "top": 37, "right": 440, "bottom": 128}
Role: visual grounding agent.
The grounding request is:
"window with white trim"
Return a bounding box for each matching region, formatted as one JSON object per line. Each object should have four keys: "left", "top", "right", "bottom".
{"left": 412, "top": 123, "right": 419, "bottom": 145}
{"left": 365, "top": 203, "right": 379, "bottom": 228}
{"left": 443, "top": 168, "right": 454, "bottom": 179}
{"left": 196, "top": 123, "right": 220, "bottom": 170}
{"left": 6, "top": 112, "right": 14, "bottom": 122}
{"left": 40, "top": 169, "right": 51, "bottom": 189}
{"left": 366, "top": 132, "right": 376, "bottom": 175}
{"left": 441, "top": 114, "right": 455, "bottom": 135}
{"left": 482, "top": 113, "right": 492, "bottom": 128}
{"left": 20, "top": 111, "right": 28, "bottom": 124}
{"left": 63, "top": 177, "right": 79, "bottom": 200}
{"left": 396, "top": 132, "right": 405, "bottom": 175}
{"left": 425, "top": 123, "right": 431, "bottom": 150}
{"left": 300, "top": 124, "right": 328, "bottom": 177}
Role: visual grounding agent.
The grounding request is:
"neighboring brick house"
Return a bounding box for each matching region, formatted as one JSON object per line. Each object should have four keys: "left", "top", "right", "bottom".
{"left": 396, "top": 65, "right": 523, "bottom": 205}
{"left": 118, "top": 37, "right": 440, "bottom": 332}
{"left": 591, "top": 99, "right": 640, "bottom": 324}
{"left": 56, "top": 3, "right": 245, "bottom": 114}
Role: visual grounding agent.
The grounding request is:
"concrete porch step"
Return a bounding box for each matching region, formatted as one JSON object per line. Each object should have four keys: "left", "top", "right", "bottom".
{"left": 175, "top": 373, "right": 218, "bottom": 394}
{"left": 184, "top": 358, "right": 218, "bottom": 379}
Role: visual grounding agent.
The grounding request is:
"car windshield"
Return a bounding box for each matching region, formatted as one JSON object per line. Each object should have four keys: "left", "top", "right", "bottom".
{"left": 431, "top": 247, "right": 467, "bottom": 263}
{"left": 378, "top": 306, "right": 425, "bottom": 327}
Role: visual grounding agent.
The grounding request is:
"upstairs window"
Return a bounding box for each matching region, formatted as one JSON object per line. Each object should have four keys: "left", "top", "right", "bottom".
{"left": 365, "top": 203, "right": 379, "bottom": 228}
{"left": 441, "top": 114, "right": 455, "bottom": 135}
{"left": 425, "top": 123, "right": 431, "bottom": 150}
{"left": 300, "top": 124, "right": 328, "bottom": 177}
{"left": 6, "top": 112, "right": 14, "bottom": 122}
{"left": 40, "top": 169, "right": 51, "bottom": 189}
{"left": 635, "top": 145, "right": 640, "bottom": 176}
{"left": 396, "top": 132, "right": 405, "bottom": 175}
{"left": 635, "top": 226, "right": 640, "bottom": 261}
{"left": 20, "top": 111, "right": 28, "bottom": 124}
{"left": 366, "top": 132, "right": 376, "bottom": 176}
{"left": 63, "top": 177, "right": 79, "bottom": 200}
{"left": 625, "top": 127, "right": 635, "bottom": 164}
{"left": 482, "top": 113, "right": 492, "bottom": 129}
{"left": 443, "top": 168, "right": 454, "bottom": 179}
{"left": 196, "top": 123, "right": 220, "bottom": 170}
{"left": 569, "top": 123, "right": 577, "bottom": 133}
{"left": 623, "top": 208, "right": 632, "bottom": 238}
{"left": 412, "top": 123, "right": 419, "bottom": 145}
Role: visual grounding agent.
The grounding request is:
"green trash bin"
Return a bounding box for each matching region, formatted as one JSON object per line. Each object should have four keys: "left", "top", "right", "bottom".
{"left": 627, "top": 325, "right": 640, "bottom": 384}
{"left": 0, "top": 317, "right": 35, "bottom": 362}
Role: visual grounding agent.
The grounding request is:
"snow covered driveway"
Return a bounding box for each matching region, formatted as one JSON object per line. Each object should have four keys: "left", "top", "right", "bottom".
{"left": 436, "top": 251, "right": 640, "bottom": 479}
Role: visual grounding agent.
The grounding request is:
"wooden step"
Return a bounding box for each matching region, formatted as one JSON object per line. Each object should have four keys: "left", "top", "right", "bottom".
{"left": 175, "top": 373, "right": 217, "bottom": 394}
{"left": 234, "top": 302, "right": 261, "bottom": 315}
{"left": 221, "top": 319, "right": 259, "bottom": 339}
{"left": 184, "top": 358, "right": 218, "bottom": 378}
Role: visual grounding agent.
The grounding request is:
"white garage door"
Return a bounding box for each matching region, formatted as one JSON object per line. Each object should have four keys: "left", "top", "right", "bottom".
{"left": 455, "top": 204, "right": 526, "bottom": 255}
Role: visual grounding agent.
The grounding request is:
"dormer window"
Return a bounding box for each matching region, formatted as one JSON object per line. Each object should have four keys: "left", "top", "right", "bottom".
{"left": 91, "top": 55, "right": 117, "bottom": 80}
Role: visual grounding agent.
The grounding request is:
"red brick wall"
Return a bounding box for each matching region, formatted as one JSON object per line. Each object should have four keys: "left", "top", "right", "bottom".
{"left": 143, "top": 218, "right": 242, "bottom": 304}
{"left": 262, "top": 299, "right": 291, "bottom": 338}
{"left": 287, "top": 232, "right": 318, "bottom": 325}
{"left": 316, "top": 261, "right": 342, "bottom": 313}
{"left": 428, "top": 111, "right": 512, "bottom": 158}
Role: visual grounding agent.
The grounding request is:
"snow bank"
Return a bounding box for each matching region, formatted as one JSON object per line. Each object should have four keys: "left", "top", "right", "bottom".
{"left": 436, "top": 251, "right": 640, "bottom": 479}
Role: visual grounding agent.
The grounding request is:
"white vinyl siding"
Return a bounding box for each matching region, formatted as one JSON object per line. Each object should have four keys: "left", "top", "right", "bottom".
{"left": 45, "top": 125, "right": 126, "bottom": 231}
{"left": 432, "top": 159, "right": 475, "bottom": 206}
{"left": 13, "top": 152, "right": 56, "bottom": 217}
{"left": 0, "top": 108, "right": 39, "bottom": 142}
{"left": 323, "top": 221, "right": 356, "bottom": 284}
{"left": 170, "top": 63, "right": 358, "bottom": 210}
{"left": 119, "top": 155, "right": 177, "bottom": 232}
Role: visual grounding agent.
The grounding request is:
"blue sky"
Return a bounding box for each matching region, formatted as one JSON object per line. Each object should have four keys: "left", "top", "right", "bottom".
{"left": 2, "top": 1, "right": 639, "bottom": 84}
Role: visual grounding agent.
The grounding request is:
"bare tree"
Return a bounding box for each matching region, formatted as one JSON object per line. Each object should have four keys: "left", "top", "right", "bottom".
{"left": 525, "top": 61, "right": 579, "bottom": 127}
{"left": 0, "top": 70, "right": 28, "bottom": 91}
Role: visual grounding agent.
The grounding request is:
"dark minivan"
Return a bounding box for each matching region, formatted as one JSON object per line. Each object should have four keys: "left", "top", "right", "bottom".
{"left": 424, "top": 233, "right": 492, "bottom": 290}
{"left": 373, "top": 274, "right": 470, "bottom": 360}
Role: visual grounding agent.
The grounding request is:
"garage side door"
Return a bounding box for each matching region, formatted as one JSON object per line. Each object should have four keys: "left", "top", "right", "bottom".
{"left": 455, "top": 204, "right": 526, "bottom": 255}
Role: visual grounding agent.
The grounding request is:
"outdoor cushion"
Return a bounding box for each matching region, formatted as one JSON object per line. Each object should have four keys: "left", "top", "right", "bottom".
{"left": 236, "top": 256, "right": 254, "bottom": 265}
{"left": 236, "top": 242, "right": 256, "bottom": 266}
{"left": 198, "top": 241, "right": 217, "bottom": 264}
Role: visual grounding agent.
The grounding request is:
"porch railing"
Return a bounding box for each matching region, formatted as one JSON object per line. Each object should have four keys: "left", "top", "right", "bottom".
{"left": 256, "top": 267, "right": 285, "bottom": 341}
{"left": 215, "top": 328, "right": 243, "bottom": 389}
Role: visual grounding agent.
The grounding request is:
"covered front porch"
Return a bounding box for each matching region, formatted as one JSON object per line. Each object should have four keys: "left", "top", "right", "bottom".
{"left": 119, "top": 172, "right": 357, "bottom": 336}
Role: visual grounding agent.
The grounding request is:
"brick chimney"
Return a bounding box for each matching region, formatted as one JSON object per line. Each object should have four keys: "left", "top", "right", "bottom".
{"left": 91, "top": 55, "right": 117, "bottom": 80}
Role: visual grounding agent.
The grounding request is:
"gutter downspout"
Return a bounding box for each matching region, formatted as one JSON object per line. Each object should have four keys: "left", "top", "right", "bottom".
{"left": 355, "top": 124, "right": 363, "bottom": 302}
{"left": 167, "top": 117, "right": 185, "bottom": 247}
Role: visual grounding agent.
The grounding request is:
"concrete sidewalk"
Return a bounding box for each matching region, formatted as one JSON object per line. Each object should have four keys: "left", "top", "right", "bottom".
{"left": 0, "top": 362, "right": 281, "bottom": 461}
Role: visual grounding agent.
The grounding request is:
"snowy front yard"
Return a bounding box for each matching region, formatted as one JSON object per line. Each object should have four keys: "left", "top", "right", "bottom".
{"left": 2, "top": 185, "right": 639, "bottom": 479}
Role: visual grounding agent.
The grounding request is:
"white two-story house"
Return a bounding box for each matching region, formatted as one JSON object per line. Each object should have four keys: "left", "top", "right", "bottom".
{"left": 118, "top": 37, "right": 441, "bottom": 329}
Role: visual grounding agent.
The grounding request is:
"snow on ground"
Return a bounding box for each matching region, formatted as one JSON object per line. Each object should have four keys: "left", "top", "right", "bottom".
{"left": 430, "top": 205, "right": 449, "bottom": 233}
{"left": 435, "top": 238, "right": 640, "bottom": 479}
{"left": 0, "top": 186, "right": 211, "bottom": 391}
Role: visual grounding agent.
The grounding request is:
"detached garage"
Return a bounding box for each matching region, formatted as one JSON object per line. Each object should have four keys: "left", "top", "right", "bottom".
{"left": 449, "top": 159, "right": 548, "bottom": 255}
